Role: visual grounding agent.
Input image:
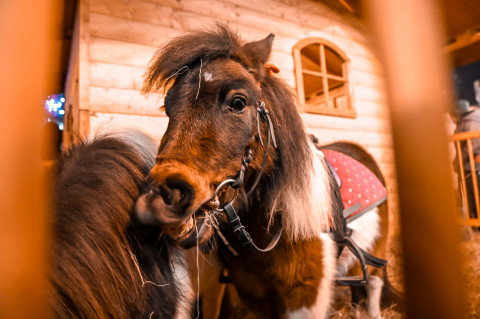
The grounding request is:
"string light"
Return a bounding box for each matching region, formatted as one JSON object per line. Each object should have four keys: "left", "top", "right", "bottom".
{"left": 45, "top": 93, "right": 65, "bottom": 130}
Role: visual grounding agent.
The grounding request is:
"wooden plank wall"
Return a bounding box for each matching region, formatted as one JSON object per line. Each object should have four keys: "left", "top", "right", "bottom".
{"left": 66, "top": 0, "right": 398, "bottom": 237}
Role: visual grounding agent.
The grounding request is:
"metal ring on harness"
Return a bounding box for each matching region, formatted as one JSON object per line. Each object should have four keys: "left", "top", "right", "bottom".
{"left": 210, "top": 179, "right": 239, "bottom": 212}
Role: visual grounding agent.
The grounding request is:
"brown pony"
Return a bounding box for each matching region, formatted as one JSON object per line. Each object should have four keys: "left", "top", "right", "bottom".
{"left": 136, "top": 25, "right": 398, "bottom": 318}
{"left": 50, "top": 129, "right": 193, "bottom": 318}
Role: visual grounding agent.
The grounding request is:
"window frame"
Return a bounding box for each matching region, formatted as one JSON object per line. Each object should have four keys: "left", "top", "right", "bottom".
{"left": 293, "top": 37, "right": 356, "bottom": 118}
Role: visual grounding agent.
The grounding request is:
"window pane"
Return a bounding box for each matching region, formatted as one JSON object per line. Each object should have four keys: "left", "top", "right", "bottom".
{"left": 301, "top": 44, "right": 321, "bottom": 72}
{"left": 295, "top": 38, "right": 356, "bottom": 117}
{"left": 325, "top": 46, "right": 344, "bottom": 77}
{"left": 303, "top": 73, "right": 324, "bottom": 101}
{"left": 327, "top": 78, "right": 345, "bottom": 91}
{"left": 328, "top": 78, "right": 347, "bottom": 109}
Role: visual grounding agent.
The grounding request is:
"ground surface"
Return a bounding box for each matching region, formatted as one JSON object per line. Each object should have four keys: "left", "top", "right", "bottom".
{"left": 329, "top": 227, "right": 480, "bottom": 318}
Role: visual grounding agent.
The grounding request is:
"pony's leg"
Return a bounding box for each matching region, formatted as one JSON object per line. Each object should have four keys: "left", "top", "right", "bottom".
{"left": 218, "top": 284, "right": 256, "bottom": 319}
{"left": 367, "top": 275, "right": 384, "bottom": 319}
{"left": 337, "top": 206, "right": 389, "bottom": 314}
{"left": 200, "top": 260, "right": 226, "bottom": 319}
{"left": 350, "top": 286, "right": 366, "bottom": 304}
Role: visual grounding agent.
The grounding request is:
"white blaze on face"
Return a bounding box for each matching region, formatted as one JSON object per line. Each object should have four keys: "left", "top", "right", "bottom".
{"left": 203, "top": 72, "right": 214, "bottom": 82}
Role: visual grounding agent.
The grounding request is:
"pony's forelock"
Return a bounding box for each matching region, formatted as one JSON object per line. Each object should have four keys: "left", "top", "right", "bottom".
{"left": 143, "top": 24, "right": 244, "bottom": 95}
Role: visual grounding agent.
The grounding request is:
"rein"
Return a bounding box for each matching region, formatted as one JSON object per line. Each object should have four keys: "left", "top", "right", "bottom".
{"left": 208, "top": 101, "right": 283, "bottom": 254}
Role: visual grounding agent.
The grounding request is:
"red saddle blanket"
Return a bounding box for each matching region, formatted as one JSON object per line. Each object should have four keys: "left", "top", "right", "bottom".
{"left": 322, "top": 149, "right": 387, "bottom": 222}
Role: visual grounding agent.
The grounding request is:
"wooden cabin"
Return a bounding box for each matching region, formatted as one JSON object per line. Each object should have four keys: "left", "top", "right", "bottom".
{"left": 59, "top": 0, "right": 479, "bottom": 313}
{"left": 63, "top": 0, "right": 399, "bottom": 240}
{"left": 3, "top": 0, "right": 480, "bottom": 317}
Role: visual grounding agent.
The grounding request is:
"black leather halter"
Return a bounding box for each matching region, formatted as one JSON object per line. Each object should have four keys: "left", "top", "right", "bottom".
{"left": 209, "top": 101, "right": 283, "bottom": 254}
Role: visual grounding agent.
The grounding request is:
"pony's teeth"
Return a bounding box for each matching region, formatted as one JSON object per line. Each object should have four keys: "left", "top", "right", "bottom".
{"left": 186, "top": 216, "right": 194, "bottom": 229}
{"left": 177, "top": 217, "right": 193, "bottom": 238}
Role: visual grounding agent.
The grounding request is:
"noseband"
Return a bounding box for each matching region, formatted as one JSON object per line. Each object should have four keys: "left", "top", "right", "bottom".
{"left": 208, "top": 101, "right": 283, "bottom": 255}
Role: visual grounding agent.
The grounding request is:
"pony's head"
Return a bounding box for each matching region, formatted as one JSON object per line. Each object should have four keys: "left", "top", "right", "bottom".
{"left": 136, "top": 25, "right": 333, "bottom": 248}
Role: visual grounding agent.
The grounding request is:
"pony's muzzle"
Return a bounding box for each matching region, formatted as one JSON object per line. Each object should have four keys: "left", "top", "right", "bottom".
{"left": 135, "top": 162, "right": 210, "bottom": 226}
{"left": 136, "top": 178, "right": 195, "bottom": 225}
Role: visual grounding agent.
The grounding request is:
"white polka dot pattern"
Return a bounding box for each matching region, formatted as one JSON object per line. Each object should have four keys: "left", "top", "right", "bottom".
{"left": 323, "top": 149, "right": 387, "bottom": 221}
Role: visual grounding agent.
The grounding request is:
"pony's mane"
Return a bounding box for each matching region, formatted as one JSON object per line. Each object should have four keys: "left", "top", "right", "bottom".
{"left": 260, "top": 76, "right": 335, "bottom": 240}
{"left": 51, "top": 131, "right": 190, "bottom": 318}
{"left": 143, "top": 24, "right": 334, "bottom": 241}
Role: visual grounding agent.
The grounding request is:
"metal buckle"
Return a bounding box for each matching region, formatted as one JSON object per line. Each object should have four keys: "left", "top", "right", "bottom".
{"left": 208, "top": 179, "right": 238, "bottom": 212}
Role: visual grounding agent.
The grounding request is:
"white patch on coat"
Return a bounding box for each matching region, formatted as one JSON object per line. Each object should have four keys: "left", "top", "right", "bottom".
{"left": 286, "top": 233, "right": 336, "bottom": 318}
{"left": 173, "top": 254, "right": 195, "bottom": 319}
{"left": 203, "top": 72, "right": 214, "bottom": 82}
{"left": 336, "top": 207, "right": 381, "bottom": 276}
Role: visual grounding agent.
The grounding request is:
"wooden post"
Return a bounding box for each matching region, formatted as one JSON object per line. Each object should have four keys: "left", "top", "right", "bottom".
{"left": 0, "top": 1, "right": 60, "bottom": 318}
{"left": 364, "top": 0, "right": 467, "bottom": 317}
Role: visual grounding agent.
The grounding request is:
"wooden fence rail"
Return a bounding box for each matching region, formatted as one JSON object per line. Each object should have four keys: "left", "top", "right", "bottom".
{"left": 451, "top": 130, "right": 480, "bottom": 226}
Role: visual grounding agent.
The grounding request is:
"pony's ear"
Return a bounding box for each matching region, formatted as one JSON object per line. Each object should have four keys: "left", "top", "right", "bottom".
{"left": 242, "top": 33, "right": 275, "bottom": 66}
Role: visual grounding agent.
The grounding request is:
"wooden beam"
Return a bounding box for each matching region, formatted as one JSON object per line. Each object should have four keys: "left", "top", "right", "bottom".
{"left": 365, "top": 0, "right": 467, "bottom": 317}
{"left": 446, "top": 26, "right": 480, "bottom": 53}
{"left": 338, "top": 0, "right": 355, "bottom": 13}
{"left": 0, "top": 1, "right": 61, "bottom": 318}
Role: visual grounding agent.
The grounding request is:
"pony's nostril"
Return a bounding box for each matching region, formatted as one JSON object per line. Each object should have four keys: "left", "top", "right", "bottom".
{"left": 166, "top": 178, "right": 194, "bottom": 208}
{"left": 147, "top": 177, "right": 195, "bottom": 211}
{"left": 171, "top": 188, "right": 186, "bottom": 205}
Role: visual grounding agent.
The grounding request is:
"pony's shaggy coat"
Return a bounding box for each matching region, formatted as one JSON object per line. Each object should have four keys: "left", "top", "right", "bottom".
{"left": 141, "top": 25, "right": 395, "bottom": 318}
{"left": 50, "top": 131, "right": 192, "bottom": 318}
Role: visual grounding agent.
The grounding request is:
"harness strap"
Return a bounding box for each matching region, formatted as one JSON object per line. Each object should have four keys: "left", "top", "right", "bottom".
{"left": 336, "top": 235, "right": 369, "bottom": 286}
{"left": 360, "top": 247, "right": 388, "bottom": 268}
{"left": 334, "top": 227, "right": 388, "bottom": 287}
{"left": 222, "top": 202, "right": 283, "bottom": 253}
{"left": 324, "top": 155, "right": 342, "bottom": 188}
{"left": 212, "top": 100, "right": 282, "bottom": 255}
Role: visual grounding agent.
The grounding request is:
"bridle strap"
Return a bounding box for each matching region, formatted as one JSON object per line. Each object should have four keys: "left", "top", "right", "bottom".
{"left": 222, "top": 202, "right": 283, "bottom": 253}
{"left": 213, "top": 100, "right": 283, "bottom": 254}
{"left": 256, "top": 101, "right": 277, "bottom": 148}
{"left": 231, "top": 149, "right": 252, "bottom": 188}
{"left": 245, "top": 101, "right": 277, "bottom": 197}
{"left": 229, "top": 101, "right": 277, "bottom": 196}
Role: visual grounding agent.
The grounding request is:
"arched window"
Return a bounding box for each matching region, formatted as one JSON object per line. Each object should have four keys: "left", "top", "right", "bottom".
{"left": 293, "top": 38, "right": 356, "bottom": 118}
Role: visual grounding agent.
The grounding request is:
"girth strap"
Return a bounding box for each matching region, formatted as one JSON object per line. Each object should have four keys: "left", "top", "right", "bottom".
{"left": 222, "top": 202, "right": 283, "bottom": 253}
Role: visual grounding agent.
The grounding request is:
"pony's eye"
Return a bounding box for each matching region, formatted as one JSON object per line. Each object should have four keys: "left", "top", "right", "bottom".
{"left": 229, "top": 97, "right": 247, "bottom": 113}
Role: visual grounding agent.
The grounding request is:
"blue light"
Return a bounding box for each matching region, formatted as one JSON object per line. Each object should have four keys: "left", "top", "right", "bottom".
{"left": 45, "top": 93, "right": 65, "bottom": 130}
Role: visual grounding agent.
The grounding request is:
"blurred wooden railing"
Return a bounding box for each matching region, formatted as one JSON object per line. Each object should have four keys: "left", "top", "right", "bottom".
{"left": 451, "top": 130, "right": 480, "bottom": 227}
